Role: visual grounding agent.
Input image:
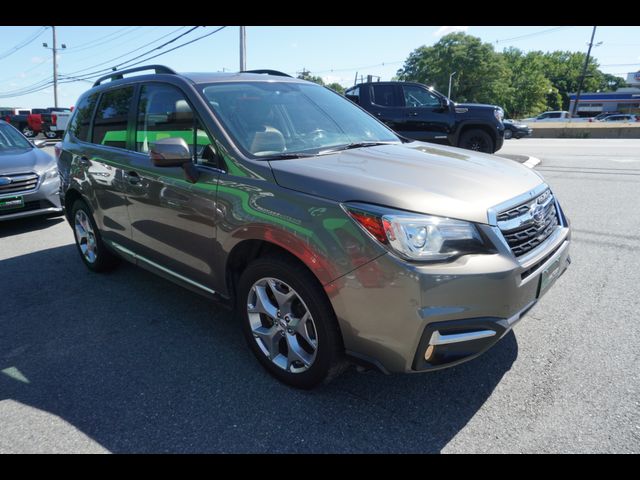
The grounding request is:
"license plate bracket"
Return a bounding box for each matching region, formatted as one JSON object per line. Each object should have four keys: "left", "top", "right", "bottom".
{"left": 0, "top": 196, "right": 24, "bottom": 210}
{"left": 538, "top": 256, "right": 563, "bottom": 298}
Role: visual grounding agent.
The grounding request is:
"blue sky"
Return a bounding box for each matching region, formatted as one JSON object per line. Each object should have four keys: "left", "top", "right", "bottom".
{"left": 0, "top": 25, "right": 638, "bottom": 108}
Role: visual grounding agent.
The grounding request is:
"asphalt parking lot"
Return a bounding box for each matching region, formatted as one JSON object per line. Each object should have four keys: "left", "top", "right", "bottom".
{"left": 1, "top": 139, "right": 639, "bottom": 453}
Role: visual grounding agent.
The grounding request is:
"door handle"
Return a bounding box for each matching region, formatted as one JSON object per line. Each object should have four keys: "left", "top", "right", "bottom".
{"left": 408, "top": 112, "right": 419, "bottom": 117}
{"left": 125, "top": 171, "right": 141, "bottom": 185}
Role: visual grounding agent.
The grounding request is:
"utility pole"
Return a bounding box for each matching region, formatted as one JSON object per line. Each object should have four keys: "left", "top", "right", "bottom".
{"left": 239, "top": 26, "right": 246, "bottom": 71}
{"left": 572, "top": 26, "right": 597, "bottom": 118}
{"left": 448, "top": 71, "right": 457, "bottom": 99}
{"left": 43, "top": 26, "right": 66, "bottom": 108}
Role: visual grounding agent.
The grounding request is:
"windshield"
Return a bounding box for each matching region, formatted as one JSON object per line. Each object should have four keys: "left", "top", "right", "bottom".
{"left": 0, "top": 123, "right": 33, "bottom": 152}
{"left": 201, "top": 81, "right": 400, "bottom": 158}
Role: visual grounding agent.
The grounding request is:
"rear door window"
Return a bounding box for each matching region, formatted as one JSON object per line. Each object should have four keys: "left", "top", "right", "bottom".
{"left": 92, "top": 86, "right": 134, "bottom": 149}
{"left": 67, "top": 93, "right": 98, "bottom": 142}
{"left": 371, "top": 84, "right": 401, "bottom": 107}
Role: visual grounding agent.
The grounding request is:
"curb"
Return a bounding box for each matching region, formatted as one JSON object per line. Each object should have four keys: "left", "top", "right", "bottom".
{"left": 522, "top": 156, "right": 541, "bottom": 169}
{"left": 498, "top": 154, "right": 542, "bottom": 169}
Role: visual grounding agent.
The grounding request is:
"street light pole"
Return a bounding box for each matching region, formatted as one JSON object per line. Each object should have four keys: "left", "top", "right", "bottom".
{"left": 239, "top": 26, "right": 246, "bottom": 71}
{"left": 52, "top": 26, "right": 58, "bottom": 108}
{"left": 572, "top": 26, "right": 598, "bottom": 118}
{"left": 43, "top": 26, "right": 65, "bottom": 108}
{"left": 448, "top": 71, "right": 457, "bottom": 99}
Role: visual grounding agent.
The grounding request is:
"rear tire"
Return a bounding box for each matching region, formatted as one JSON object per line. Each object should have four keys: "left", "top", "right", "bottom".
{"left": 459, "top": 128, "right": 495, "bottom": 153}
{"left": 44, "top": 131, "right": 58, "bottom": 139}
{"left": 236, "top": 254, "right": 346, "bottom": 389}
{"left": 503, "top": 129, "right": 513, "bottom": 140}
{"left": 21, "top": 125, "right": 35, "bottom": 138}
{"left": 71, "top": 199, "right": 119, "bottom": 272}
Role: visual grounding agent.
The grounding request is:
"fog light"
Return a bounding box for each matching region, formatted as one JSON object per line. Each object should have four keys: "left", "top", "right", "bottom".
{"left": 424, "top": 344, "right": 435, "bottom": 361}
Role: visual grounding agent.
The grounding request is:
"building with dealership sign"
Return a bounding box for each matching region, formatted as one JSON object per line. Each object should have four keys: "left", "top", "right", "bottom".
{"left": 568, "top": 72, "right": 640, "bottom": 117}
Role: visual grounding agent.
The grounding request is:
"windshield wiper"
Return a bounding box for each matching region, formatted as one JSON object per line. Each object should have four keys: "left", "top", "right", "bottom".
{"left": 318, "top": 141, "right": 398, "bottom": 155}
{"left": 259, "top": 152, "right": 316, "bottom": 160}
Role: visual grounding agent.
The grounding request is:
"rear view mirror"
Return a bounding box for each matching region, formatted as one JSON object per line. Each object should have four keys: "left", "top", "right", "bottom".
{"left": 150, "top": 137, "right": 192, "bottom": 167}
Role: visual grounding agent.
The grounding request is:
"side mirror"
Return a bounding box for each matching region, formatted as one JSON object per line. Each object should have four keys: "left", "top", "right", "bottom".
{"left": 149, "top": 137, "right": 199, "bottom": 183}
{"left": 33, "top": 139, "right": 47, "bottom": 148}
{"left": 150, "top": 137, "right": 192, "bottom": 167}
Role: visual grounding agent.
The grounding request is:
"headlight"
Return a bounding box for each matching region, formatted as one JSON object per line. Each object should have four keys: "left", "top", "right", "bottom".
{"left": 343, "top": 204, "right": 490, "bottom": 262}
{"left": 42, "top": 166, "right": 58, "bottom": 180}
{"left": 494, "top": 108, "right": 504, "bottom": 122}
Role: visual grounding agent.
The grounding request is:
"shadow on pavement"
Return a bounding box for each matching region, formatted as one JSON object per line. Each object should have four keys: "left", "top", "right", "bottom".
{"left": 0, "top": 244, "right": 518, "bottom": 453}
{"left": 0, "top": 215, "right": 65, "bottom": 238}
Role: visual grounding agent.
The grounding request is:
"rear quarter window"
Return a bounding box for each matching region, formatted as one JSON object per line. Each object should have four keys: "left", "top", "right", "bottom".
{"left": 67, "top": 93, "right": 98, "bottom": 142}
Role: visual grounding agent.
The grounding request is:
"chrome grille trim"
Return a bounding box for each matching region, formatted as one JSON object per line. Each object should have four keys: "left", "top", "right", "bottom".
{"left": 0, "top": 172, "right": 39, "bottom": 195}
{"left": 495, "top": 187, "right": 561, "bottom": 258}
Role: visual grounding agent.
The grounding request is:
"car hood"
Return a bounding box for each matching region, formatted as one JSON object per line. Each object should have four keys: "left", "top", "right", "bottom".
{"left": 0, "top": 147, "right": 53, "bottom": 174}
{"left": 269, "top": 142, "right": 543, "bottom": 225}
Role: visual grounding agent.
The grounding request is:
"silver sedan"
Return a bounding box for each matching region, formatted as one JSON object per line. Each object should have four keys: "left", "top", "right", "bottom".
{"left": 0, "top": 120, "right": 62, "bottom": 221}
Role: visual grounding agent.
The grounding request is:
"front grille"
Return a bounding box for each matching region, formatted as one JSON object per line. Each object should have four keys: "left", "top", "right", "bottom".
{"left": 0, "top": 172, "right": 39, "bottom": 194}
{"left": 497, "top": 189, "right": 560, "bottom": 257}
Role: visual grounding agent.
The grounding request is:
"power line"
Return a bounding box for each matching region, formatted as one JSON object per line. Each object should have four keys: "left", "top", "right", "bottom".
{"left": 62, "top": 26, "right": 227, "bottom": 83}
{"left": 311, "top": 60, "right": 404, "bottom": 75}
{"left": 62, "top": 26, "right": 137, "bottom": 52}
{"left": 61, "top": 26, "right": 201, "bottom": 80}
{"left": 62, "top": 26, "right": 188, "bottom": 77}
{"left": 495, "top": 27, "right": 571, "bottom": 44}
{"left": 0, "top": 26, "right": 49, "bottom": 61}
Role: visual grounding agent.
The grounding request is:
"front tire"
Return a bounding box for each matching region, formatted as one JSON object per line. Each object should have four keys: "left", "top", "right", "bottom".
{"left": 44, "top": 131, "right": 58, "bottom": 139}
{"left": 71, "top": 199, "right": 119, "bottom": 272}
{"left": 237, "top": 255, "right": 345, "bottom": 389}
{"left": 459, "top": 128, "right": 495, "bottom": 153}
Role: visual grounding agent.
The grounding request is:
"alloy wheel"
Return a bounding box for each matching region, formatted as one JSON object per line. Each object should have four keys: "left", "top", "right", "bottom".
{"left": 74, "top": 209, "right": 98, "bottom": 264}
{"left": 247, "top": 277, "right": 318, "bottom": 373}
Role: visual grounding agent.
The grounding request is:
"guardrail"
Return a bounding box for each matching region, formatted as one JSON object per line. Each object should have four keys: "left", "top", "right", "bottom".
{"left": 529, "top": 122, "right": 640, "bottom": 139}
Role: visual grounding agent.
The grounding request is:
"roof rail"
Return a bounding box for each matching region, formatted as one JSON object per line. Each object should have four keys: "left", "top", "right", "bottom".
{"left": 93, "top": 65, "right": 178, "bottom": 87}
{"left": 241, "top": 69, "right": 292, "bottom": 78}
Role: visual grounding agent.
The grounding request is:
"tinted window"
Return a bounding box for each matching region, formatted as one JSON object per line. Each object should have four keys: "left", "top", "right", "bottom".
{"left": 402, "top": 85, "right": 441, "bottom": 108}
{"left": 371, "top": 85, "right": 401, "bottom": 107}
{"left": 345, "top": 87, "right": 359, "bottom": 105}
{"left": 136, "top": 83, "right": 214, "bottom": 163}
{"left": 68, "top": 93, "right": 98, "bottom": 142}
{"left": 92, "top": 87, "right": 134, "bottom": 149}
{"left": 548, "top": 112, "right": 561, "bottom": 118}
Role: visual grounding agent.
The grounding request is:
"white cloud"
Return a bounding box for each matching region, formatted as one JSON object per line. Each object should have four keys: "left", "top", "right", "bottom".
{"left": 31, "top": 56, "right": 46, "bottom": 64}
{"left": 434, "top": 26, "right": 469, "bottom": 37}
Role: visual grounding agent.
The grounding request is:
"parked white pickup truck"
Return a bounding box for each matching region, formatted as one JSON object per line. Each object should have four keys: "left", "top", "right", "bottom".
{"left": 43, "top": 108, "right": 72, "bottom": 139}
{"left": 521, "top": 111, "right": 590, "bottom": 122}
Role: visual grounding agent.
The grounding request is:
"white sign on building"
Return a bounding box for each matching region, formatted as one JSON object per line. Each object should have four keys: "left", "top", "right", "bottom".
{"left": 627, "top": 71, "right": 640, "bottom": 86}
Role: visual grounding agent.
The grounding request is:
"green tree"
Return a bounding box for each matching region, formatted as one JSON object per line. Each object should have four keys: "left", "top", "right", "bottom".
{"left": 325, "top": 82, "right": 345, "bottom": 94}
{"left": 297, "top": 70, "right": 325, "bottom": 86}
{"left": 396, "top": 33, "right": 512, "bottom": 107}
{"left": 541, "top": 51, "right": 603, "bottom": 110}
{"left": 501, "top": 48, "right": 552, "bottom": 118}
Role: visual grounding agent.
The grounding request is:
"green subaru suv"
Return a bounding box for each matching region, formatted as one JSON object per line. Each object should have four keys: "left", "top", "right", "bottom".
{"left": 57, "top": 65, "right": 571, "bottom": 388}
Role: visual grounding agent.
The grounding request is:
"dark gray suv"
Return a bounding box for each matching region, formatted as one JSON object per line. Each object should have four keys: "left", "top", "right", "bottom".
{"left": 58, "top": 65, "right": 571, "bottom": 388}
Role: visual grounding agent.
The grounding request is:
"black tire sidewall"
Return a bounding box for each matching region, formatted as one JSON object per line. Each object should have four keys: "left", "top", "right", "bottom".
{"left": 460, "top": 129, "right": 494, "bottom": 153}
{"left": 237, "top": 256, "right": 342, "bottom": 389}
{"left": 504, "top": 129, "right": 512, "bottom": 139}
